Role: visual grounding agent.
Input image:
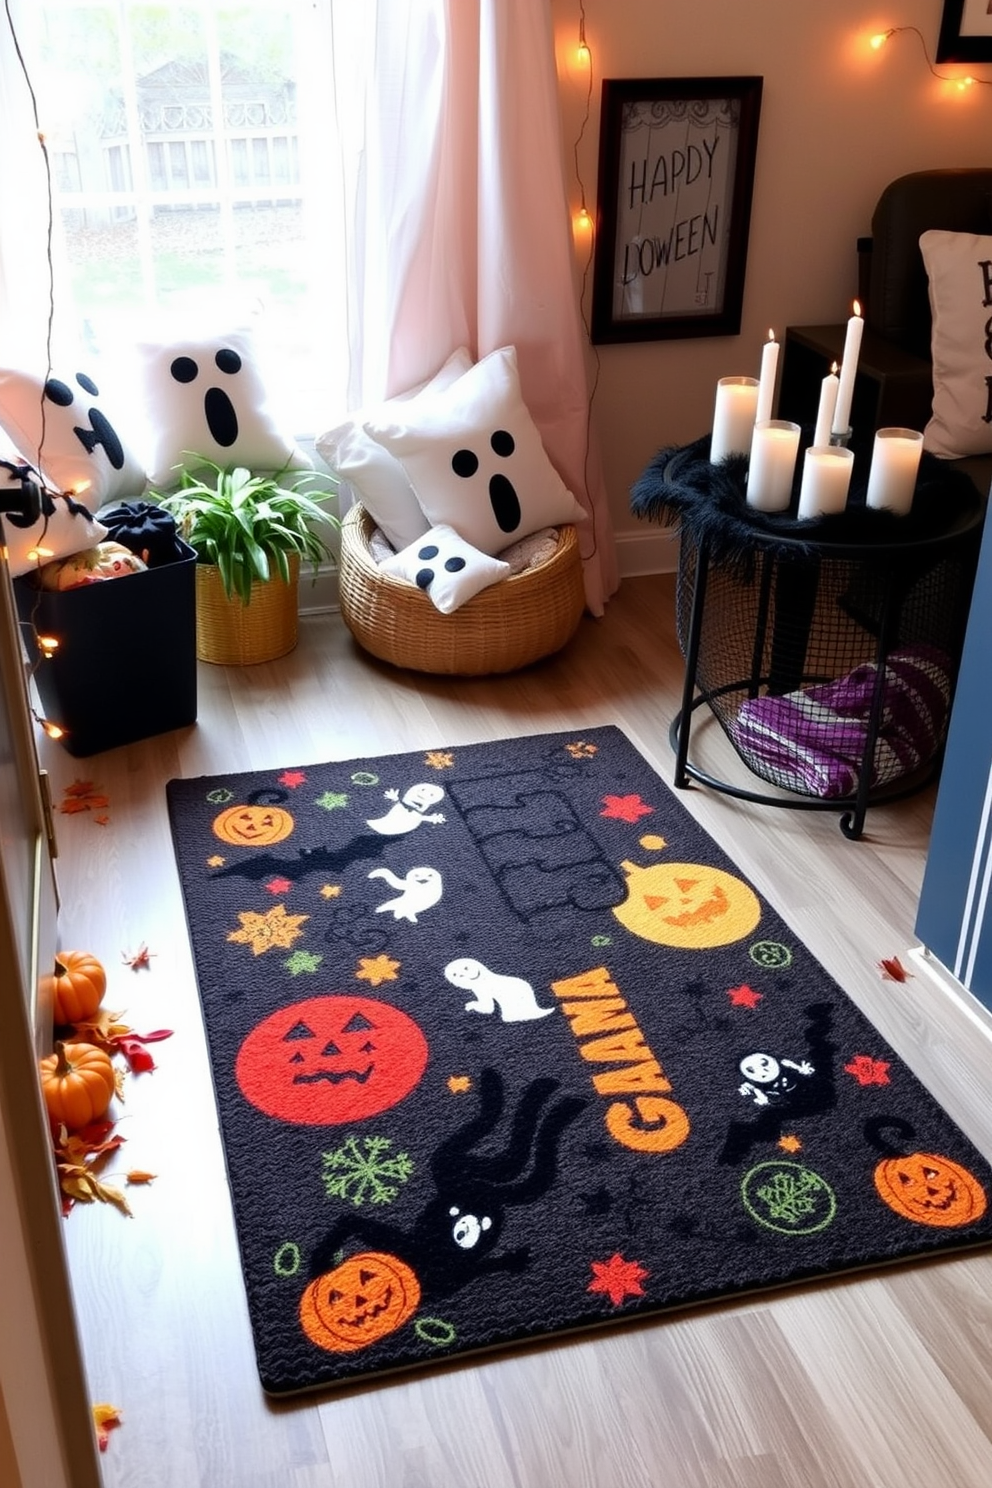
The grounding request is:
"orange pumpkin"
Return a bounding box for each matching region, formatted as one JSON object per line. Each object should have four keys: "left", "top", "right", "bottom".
{"left": 212, "top": 803, "right": 295, "bottom": 847}
{"left": 42, "top": 950, "right": 107, "bottom": 1026}
{"left": 39, "top": 1041, "right": 116, "bottom": 1130}
{"left": 300, "top": 1251, "right": 421, "bottom": 1353}
{"left": 874, "top": 1151, "right": 988, "bottom": 1228}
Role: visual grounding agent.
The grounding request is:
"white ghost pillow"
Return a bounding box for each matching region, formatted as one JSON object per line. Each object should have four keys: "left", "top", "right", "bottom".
{"left": 134, "top": 324, "right": 310, "bottom": 487}
{"left": 363, "top": 345, "right": 585, "bottom": 556}
{"left": 379, "top": 525, "right": 510, "bottom": 614}
{"left": 316, "top": 347, "right": 474, "bottom": 552}
{"left": 1, "top": 454, "right": 108, "bottom": 577}
{"left": 0, "top": 366, "right": 147, "bottom": 505}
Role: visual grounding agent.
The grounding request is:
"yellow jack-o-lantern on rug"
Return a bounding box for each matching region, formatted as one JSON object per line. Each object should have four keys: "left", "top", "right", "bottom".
{"left": 300, "top": 1251, "right": 421, "bottom": 1353}
{"left": 212, "top": 789, "right": 295, "bottom": 847}
{"left": 612, "top": 859, "right": 761, "bottom": 949}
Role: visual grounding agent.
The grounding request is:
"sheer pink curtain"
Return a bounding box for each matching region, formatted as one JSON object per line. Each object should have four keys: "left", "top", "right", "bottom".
{"left": 342, "top": 0, "right": 617, "bottom": 615}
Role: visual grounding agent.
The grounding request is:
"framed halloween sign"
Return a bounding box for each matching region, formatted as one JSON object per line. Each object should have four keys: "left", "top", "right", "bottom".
{"left": 591, "top": 76, "right": 763, "bottom": 343}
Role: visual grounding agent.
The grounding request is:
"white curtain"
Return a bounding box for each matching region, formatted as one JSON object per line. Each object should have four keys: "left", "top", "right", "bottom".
{"left": 332, "top": 0, "right": 617, "bottom": 615}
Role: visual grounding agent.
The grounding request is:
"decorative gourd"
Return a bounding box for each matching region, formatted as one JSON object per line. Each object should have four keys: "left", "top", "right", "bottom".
{"left": 39, "top": 1041, "right": 116, "bottom": 1129}
{"left": 43, "top": 951, "right": 107, "bottom": 1026}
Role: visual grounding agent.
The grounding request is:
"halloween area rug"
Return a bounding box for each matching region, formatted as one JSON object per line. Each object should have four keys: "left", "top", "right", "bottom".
{"left": 166, "top": 726, "right": 992, "bottom": 1396}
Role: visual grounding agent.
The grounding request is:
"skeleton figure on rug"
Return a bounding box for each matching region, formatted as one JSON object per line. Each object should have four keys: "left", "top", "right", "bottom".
{"left": 719, "top": 1002, "right": 837, "bottom": 1165}
{"left": 309, "top": 1068, "right": 585, "bottom": 1305}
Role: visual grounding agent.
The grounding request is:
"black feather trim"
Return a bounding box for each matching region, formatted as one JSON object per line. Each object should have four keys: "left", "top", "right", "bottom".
{"left": 630, "top": 431, "right": 983, "bottom": 580}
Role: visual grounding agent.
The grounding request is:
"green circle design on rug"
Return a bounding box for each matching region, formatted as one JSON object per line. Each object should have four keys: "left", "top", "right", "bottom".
{"left": 235, "top": 995, "right": 429, "bottom": 1125}
{"left": 749, "top": 940, "right": 793, "bottom": 969}
{"left": 741, "top": 1161, "right": 838, "bottom": 1235}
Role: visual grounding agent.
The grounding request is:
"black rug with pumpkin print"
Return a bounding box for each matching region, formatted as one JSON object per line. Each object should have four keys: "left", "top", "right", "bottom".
{"left": 166, "top": 726, "right": 992, "bottom": 1396}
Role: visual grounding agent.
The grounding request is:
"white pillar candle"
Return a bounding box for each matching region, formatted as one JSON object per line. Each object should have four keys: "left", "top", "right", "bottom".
{"left": 746, "top": 420, "right": 801, "bottom": 512}
{"left": 813, "top": 364, "right": 839, "bottom": 448}
{"left": 832, "top": 302, "right": 864, "bottom": 435}
{"left": 865, "top": 427, "right": 924, "bottom": 515}
{"left": 797, "top": 444, "right": 855, "bottom": 519}
{"left": 755, "top": 330, "right": 779, "bottom": 424}
{"left": 710, "top": 376, "right": 759, "bottom": 463}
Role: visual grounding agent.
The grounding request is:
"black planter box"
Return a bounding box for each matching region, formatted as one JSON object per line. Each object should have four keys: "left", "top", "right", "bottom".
{"left": 15, "top": 540, "right": 197, "bottom": 756}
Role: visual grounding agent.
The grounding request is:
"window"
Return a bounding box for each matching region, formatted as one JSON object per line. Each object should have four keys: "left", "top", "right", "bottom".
{"left": 30, "top": 0, "right": 345, "bottom": 434}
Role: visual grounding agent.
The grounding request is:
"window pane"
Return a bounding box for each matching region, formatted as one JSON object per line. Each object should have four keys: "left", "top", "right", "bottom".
{"left": 35, "top": 0, "right": 343, "bottom": 436}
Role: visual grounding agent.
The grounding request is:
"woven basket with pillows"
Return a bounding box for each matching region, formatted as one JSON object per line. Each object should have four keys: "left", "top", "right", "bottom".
{"left": 318, "top": 345, "right": 587, "bottom": 675}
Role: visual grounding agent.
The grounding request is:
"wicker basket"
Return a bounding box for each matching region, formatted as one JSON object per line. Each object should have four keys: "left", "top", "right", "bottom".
{"left": 338, "top": 505, "right": 586, "bottom": 675}
{"left": 195, "top": 554, "right": 300, "bottom": 666}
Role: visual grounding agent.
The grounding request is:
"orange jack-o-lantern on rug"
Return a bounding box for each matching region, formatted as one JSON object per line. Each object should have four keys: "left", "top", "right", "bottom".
{"left": 300, "top": 1251, "right": 421, "bottom": 1354}
{"left": 213, "top": 790, "right": 295, "bottom": 847}
{"left": 235, "top": 995, "right": 429, "bottom": 1125}
{"left": 612, "top": 859, "right": 761, "bottom": 949}
{"left": 874, "top": 1151, "right": 988, "bottom": 1228}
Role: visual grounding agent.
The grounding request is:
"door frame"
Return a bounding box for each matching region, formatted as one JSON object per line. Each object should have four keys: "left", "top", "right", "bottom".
{"left": 0, "top": 551, "right": 102, "bottom": 1488}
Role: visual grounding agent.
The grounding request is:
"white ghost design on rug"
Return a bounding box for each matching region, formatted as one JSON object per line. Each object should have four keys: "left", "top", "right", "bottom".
{"left": 445, "top": 958, "right": 555, "bottom": 1022}
{"left": 368, "top": 866, "right": 443, "bottom": 923}
{"left": 366, "top": 784, "right": 446, "bottom": 835}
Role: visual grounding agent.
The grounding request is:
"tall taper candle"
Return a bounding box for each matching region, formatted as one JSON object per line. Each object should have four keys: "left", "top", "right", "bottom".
{"left": 832, "top": 301, "right": 864, "bottom": 435}
{"left": 813, "top": 363, "right": 839, "bottom": 448}
{"left": 710, "top": 376, "right": 759, "bottom": 463}
{"left": 755, "top": 329, "right": 779, "bottom": 424}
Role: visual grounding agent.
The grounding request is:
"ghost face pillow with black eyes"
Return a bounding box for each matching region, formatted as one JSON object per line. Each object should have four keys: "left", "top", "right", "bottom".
{"left": 1, "top": 454, "right": 109, "bottom": 578}
{"left": 134, "top": 325, "right": 311, "bottom": 487}
{"left": 0, "top": 366, "right": 147, "bottom": 504}
{"left": 379, "top": 525, "right": 510, "bottom": 614}
{"left": 362, "top": 345, "right": 585, "bottom": 556}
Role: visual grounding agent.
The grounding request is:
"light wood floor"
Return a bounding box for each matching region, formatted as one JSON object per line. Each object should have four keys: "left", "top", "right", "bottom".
{"left": 40, "top": 573, "right": 992, "bottom": 1488}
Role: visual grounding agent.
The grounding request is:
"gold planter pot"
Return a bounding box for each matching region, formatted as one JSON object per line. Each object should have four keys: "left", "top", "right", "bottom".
{"left": 195, "top": 555, "right": 300, "bottom": 666}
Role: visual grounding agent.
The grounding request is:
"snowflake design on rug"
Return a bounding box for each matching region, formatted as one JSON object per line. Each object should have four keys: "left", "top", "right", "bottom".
{"left": 565, "top": 741, "right": 598, "bottom": 758}
{"left": 227, "top": 904, "right": 309, "bottom": 956}
{"left": 742, "top": 1161, "right": 837, "bottom": 1235}
{"left": 321, "top": 1134, "right": 414, "bottom": 1207}
{"left": 587, "top": 1252, "right": 649, "bottom": 1306}
{"left": 425, "top": 750, "right": 454, "bottom": 770}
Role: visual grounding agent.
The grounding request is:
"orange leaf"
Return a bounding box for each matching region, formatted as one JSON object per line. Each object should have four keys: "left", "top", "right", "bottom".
{"left": 91, "top": 1403, "right": 123, "bottom": 1452}
{"left": 125, "top": 1169, "right": 157, "bottom": 1185}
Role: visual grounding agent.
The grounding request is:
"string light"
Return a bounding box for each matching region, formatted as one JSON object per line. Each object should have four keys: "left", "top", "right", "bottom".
{"left": 870, "top": 25, "right": 988, "bottom": 89}
{"left": 577, "top": 16, "right": 590, "bottom": 66}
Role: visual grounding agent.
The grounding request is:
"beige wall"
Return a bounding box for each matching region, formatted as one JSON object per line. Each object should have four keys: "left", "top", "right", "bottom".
{"left": 552, "top": 0, "right": 992, "bottom": 547}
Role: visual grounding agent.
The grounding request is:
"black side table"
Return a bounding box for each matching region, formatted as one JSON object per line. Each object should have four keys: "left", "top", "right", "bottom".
{"left": 631, "top": 437, "right": 985, "bottom": 839}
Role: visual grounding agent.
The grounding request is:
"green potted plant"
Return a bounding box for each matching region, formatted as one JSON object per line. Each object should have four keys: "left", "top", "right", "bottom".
{"left": 157, "top": 458, "right": 340, "bottom": 665}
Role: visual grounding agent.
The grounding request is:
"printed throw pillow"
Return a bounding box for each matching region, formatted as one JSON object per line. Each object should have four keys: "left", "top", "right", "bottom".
{"left": 132, "top": 324, "right": 311, "bottom": 488}
{"left": 0, "top": 366, "right": 147, "bottom": 505}
{"left": 362, "top": 345, "right": 585, "bottom": 557}
{"left": 379, "top": 525, "right": 510, "bottom": 614}
{"left": 920, "top": 229, "right": 992, "bottom": 459}
{"left": 315, "top": 347, "right": 474, "bottom": 552}
{"left": 1, "top": 454, "right": 109, "bottom": 578}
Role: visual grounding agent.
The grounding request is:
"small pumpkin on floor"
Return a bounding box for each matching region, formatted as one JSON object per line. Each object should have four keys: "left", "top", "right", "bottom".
{"left": 42, "top": 949, "right": 107, "bottom": 1026}
{"left": 40, "top": 1041, "right": 116, "bottom": 1129}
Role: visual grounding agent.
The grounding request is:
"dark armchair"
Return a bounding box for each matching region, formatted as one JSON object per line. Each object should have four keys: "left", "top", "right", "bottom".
{"left": 780, "top": 167, "right": 992, "bottom": 496}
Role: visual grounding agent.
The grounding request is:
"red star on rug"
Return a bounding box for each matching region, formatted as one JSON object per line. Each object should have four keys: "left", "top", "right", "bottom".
{"left": 587, "top": 1252, "right": 649, "bottom": 1306}
{"left": 727, "top": 984, "right": 763, "bottom": 1008}
{"left": 278, "top": 770, "right": 307, "bottom": 788}
{"left": 265, "top": 876, "right": 294, "bottom": 896}
{"left": 844, "top": 1053, "right": 891, "bottom": 1086}
{"left": 600, "top": 794, "right": 654, "bottom": 823}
